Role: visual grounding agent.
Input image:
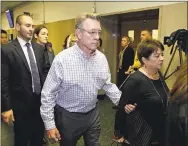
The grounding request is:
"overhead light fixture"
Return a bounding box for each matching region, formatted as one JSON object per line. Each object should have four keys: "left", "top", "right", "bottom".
{"left": 92, "top": 1, "right": 96, "bottom": 13}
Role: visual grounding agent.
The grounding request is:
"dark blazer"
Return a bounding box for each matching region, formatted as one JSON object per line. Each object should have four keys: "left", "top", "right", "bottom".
{"left": 1, "top": 39, "right": 45, "bottom": 114}
{"left": 43, "top": 44, "right": 55, "bottom": 79}
{"left": 118, "top": 46, "right": 134, "bottom": 86}
{"left": 121, "top": 46, "right": 134, "bottom": 72}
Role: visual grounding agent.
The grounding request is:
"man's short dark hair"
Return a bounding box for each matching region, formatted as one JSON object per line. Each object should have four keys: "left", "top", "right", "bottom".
{"left": 141, "top": 29, "right": 152, "bottom": 36}
{"left": 16, "top": 14, "right": 33, "bottom": 25}
{"left": 99, "top": 38, "right": 102, "bottom": 47}
{"left": 1, "top": 29, "right": 7, "bottom": 34}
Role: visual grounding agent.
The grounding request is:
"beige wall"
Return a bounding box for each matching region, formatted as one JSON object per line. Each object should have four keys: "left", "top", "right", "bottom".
{"left": 45, "top": 19, "right": 75, "bottom": 55}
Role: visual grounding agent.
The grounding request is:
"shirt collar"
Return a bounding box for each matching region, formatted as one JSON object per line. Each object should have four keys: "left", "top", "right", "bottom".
{"left": 74, "top": 43, "right": 96, "bottom": 59}
{"left": 17, "top": 36, "right": 31, "bottom": 47}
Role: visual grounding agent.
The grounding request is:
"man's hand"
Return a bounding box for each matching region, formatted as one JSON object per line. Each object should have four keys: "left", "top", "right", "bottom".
{"left": 47, "top": 128, "right": 61, "bottom": 143}
{"left": 1, "top": 109, "right": 15, "bottom": 124}
{"left": 124, "top": 103, "right": 137, "bottom": 114}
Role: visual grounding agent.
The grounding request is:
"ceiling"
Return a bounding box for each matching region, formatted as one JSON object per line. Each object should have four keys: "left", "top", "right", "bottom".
{"left": 1, "top": 1, "right": 28, "bottom": 13}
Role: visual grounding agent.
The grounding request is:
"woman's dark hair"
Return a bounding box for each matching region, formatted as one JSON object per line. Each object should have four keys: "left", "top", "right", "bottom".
{"left": 137, "top": 39, "right": 164, "bottom": 65}
{"left": 63, "top": 35, "right": 70, "bottom": 49}
{"left": 1, "top": 29, "right": 7, "bottom": 34}
{"left": 169, "top": 59, "right": 188, "bottom": 103}
{"left": 98, "top": 38, "right": 102, "bottom": 48}
{"left": 33, "top": 25, "right": 47, "bottom": 36}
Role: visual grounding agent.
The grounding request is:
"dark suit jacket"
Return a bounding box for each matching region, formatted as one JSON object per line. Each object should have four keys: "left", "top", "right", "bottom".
{"left": 1, "top": 39, "right": 45, "bottom": 114}
{"left": 121, "top": 46, "right": 134, "bottom": 72}
{"left": 118, "top": 46, "right": 134, "bottom": 86}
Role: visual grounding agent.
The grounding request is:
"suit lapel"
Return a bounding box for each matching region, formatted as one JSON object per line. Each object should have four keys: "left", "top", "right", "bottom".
{"left": 14, "top": 39, "right": 30, "bottom": 71}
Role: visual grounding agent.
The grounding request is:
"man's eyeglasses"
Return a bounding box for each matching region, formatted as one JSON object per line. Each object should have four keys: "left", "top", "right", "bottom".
{"left": 79, "top": 28, "right": 102, "bottom": 37}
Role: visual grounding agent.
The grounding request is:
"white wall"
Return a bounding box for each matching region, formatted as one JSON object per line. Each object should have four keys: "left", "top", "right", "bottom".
{"left": 1, "top": 1, "right": 180, "bottom": 30}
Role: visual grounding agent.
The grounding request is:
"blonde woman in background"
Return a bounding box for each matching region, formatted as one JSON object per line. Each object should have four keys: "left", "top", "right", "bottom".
{"left": 63, "top": 33, "right": 77, "bottom": 49}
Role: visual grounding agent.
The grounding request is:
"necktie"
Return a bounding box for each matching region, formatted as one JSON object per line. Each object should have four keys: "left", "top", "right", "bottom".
{"left": 26, "top": 43, "right": 41, "bottom": 94}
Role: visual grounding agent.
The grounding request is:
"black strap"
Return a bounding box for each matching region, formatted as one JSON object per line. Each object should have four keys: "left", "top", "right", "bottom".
{"left": 119, "top": 73, "right": 132, "bottom": 90}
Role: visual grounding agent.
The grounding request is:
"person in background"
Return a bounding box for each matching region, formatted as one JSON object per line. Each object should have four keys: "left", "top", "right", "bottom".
{"left": 1, "top": 14, "right": 45, "bottom": 146}
{"left": 1, "top": 29, "right": 14, "bottom": 146}
{"left": 63, "top": 33, "right": 77, "bottom": 50}
{"left": 97, "top": 38, "right": 102, "bottom": 50}
{"left": 33, "top": 25, "right": 55, "bottom": 144}
{"left": 67, "top": 33, "right": 77, "bottom": 48}
{"left": 166, "top": 58, "right": 188, "bottom": 146}
{"left": 33, "top": 25, "right": 55, "bottom": 78}
{"left": 126, "top": 29, "right": 152, "bottom": 74}
{"left": 62, "top": 34, "right": 70, "bottom": 50}
{"left": 40, "top": 12, "right": 121, "bottom": 146}
{"left": 117, "top": 39, "right": 168, "bottom": 146}
{"left": 117, "top": 36, "right": 134, "bottom": 87}
{"left": 46, "top": 41, "right": 55, "bottom": 65}
{"left": 1, "top": 29, "right": 8, "bottom": 45}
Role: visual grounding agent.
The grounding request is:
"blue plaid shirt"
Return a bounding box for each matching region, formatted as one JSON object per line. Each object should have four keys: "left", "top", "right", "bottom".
{"left": 40, "top": 44, "right": 121, "bottom": 130}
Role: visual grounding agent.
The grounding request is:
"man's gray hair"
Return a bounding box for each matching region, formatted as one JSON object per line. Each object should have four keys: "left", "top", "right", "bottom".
{"left": 75, "top": 13, "right": 101, "bottom": 29}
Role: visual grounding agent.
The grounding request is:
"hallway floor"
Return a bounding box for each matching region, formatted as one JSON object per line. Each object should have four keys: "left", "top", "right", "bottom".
{"left": 1, "top": 97, "right": 117, "bottom": 146}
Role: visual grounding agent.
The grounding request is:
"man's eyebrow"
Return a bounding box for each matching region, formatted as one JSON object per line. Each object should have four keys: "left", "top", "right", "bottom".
{"left": 91, "top": 29, "right": 102, "bottom": 31}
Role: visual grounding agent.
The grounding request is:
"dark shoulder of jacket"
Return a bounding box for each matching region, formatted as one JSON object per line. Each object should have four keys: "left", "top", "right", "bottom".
{"left": 129, "top": 71, "right": 145, "bottom": 82}
{"left": 128, "top": 46, "right": 134, "bottom": 51}
{"left": 1, "top": 41, "right": 16, "bottom": 54}
{"left": 33, "top": 42, "right": 45, "bottom": 51}
{"left": 120, "top": 71, "right": 143, "bottom": 91}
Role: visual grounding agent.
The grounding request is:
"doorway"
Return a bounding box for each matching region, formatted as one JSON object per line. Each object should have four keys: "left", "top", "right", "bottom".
{"left": 100, "top": 9, "right": 159, "bottom": 84}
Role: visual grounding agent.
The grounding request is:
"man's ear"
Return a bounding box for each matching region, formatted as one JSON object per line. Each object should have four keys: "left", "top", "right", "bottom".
{"left": 15, "top": 23, "right": 20, "bottom": 31}
{"left": 34, "top": 34, "right": 38, "bottom": 39}
{"left": 75, "top": 29, "right": 82, "bottom": 40}
{"left": 142, "top": 57, "right": 148, "bottom": 65}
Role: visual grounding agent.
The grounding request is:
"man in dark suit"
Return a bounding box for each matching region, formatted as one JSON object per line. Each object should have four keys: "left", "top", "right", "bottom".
{"left": 1, "top": 14, "right": 45, "bottom": 146}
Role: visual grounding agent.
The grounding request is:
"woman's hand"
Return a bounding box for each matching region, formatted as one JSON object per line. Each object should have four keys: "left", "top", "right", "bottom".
{"left": 1, "top": 109, "right": 15, "bottom": 124}
{"left": 124, "top": 103, "right": 137, "bottom": 114}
